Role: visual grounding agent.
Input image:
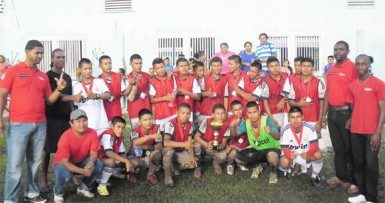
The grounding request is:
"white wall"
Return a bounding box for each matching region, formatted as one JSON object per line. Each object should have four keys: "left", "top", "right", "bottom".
{"left": 0, "top": 0, "right": 384, "bottom": 80}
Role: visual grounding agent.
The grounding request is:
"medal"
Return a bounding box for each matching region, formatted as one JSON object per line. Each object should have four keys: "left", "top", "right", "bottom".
{"left": 238, "top": 138, "right": 244, "bottom": 143}
{"left": 305, "top": 97, "right": 312, "bottom": 103}
{"left": 231, "top": 91, "right": 236, "bottom": 96}
{"left": 212, "top": 92, "right": 217, "bottom": 98}
{"left": 255, "top": 140, "right": 258, "bottom": 146}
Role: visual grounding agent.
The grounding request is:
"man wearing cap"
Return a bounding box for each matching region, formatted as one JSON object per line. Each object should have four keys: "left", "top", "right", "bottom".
{"left": 52, "top": 109, "right": 103, "bottom": 202}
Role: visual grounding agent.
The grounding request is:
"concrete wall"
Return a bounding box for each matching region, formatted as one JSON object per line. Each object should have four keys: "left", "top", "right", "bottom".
{"left": 0, "top": 0, "right": 384, "bottom": 79}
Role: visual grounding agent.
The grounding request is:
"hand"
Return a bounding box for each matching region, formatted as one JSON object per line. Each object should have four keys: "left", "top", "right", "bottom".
{"left": 244, "top": 62, "right": 251, "bottom": 67}
{"left": 290, "top": 152, "right": 297, "bottom": 159}
{"left": 73, "top": 91, "right": 84, "bottom": 102}
{"left": 127, "top": 78, "right": 136, "bottom": 85}
{"left": 345, "top": 118, "right": 351, "bottom": 130}
{"left": 151, "top": 133, "right": 162, "bottom": 140}
{"left": 314, "top": 122, "right": 321, "bottom": 133}
{"left": 261, "top": 58, "right": 267, "bottom": 63}
{"left": 125, "top": 161, "right": 134, "bottom": 173}
{"left": 184, "top": 141, "right": 193, "bottom": 149}
{"left": 264, "top": 125, "right": 271, "bottom": 134}
{"left": 370, "top": 133, "right": 381, "bottom": 151}
{"left": 87, "top": 91, "right": 97, "bottom": 100}
{"left": 178, "top": 88, "right": 189, "bottom": 95}
{"left": 300, "top": 153, "right": 308, "bottom": 160}
{"left": 298, "top": 98, "right": 311, "bottom": 107}
{"left": 321, "top": 116, "right": 327, "bottom": 129}
{"left": 85, "top": 161, "right": 94, "bottom": 170}
{"left": 205, "top": 142, "right": 213, "bottom": 150}
{"left": 54, "top": 72, "right": 67, "bottom": 91}
{"left": 83, "top": 167, "right": 93, "bottom": 177}
{"left": 277, "top": 99, "right": 286, "bottom": 111}
{"left": 163, "top": 94, "right": 175, "bottom": 102}
{"left": 230, "top": 119, "right": 241, "bottom": 128}
{"left": 205, "top": 90, "right": 214, "bottom": 98}
{"left": 0, "top": 120, "right": 5, "bottom": 137}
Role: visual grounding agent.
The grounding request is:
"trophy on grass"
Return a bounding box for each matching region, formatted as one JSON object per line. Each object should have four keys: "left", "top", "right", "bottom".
{"left": 210, "top": 121, "right": 223, "bottom": 150}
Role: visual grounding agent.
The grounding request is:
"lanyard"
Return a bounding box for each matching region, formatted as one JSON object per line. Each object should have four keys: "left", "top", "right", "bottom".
{"left": 81, "top": 77, "right": 94, "bottom": 94}
{"left": 300, "top": 76, "right": 314, "bottom": 97}
{"left": 249, "top": 118, "right": 262, "bottom": 140}
{"left": 176, "top": 120, "right": 187, "bottom": 142}
{"left": 290, "top": 125, "right": 304, "bottom": 146}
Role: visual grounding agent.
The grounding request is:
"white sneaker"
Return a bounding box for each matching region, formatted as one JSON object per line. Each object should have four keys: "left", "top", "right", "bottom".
{"left": 54, "top": 195, "right": 64, "bottom": 203}
{"left": 77, "top": 187, "right": 94, "bottom": 198}
{"left": 348, "top": 194, "right": 366, "bottom": 203}
{"left": 238, "top": 165, "right": 249, "bottom": 171}
{"left": 227, "top": 165, "right": 234, "bottom": 175}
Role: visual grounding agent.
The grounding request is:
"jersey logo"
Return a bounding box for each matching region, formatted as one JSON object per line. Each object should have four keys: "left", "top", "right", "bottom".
{"left": 327, "top": 72, "right": 334, "bottom": 75}
{"left": 364, "top": 88, "right": 373, "bottom": 91}
{"left": 19, "top": 74, "right": 29, "bottom": 78}
{"left": 38, "top": 76, "right": 45, "bottom": 81}
{"left": 339, "top": 73, "right": 346, "bottom": 76}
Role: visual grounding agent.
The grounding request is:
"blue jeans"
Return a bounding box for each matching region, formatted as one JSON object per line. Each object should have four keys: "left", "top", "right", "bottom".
{"left": 4, "top": 121, "right": 47, "bottom": 203}
{"left": 53, "top": 158, "right": 103, "bottom": 197}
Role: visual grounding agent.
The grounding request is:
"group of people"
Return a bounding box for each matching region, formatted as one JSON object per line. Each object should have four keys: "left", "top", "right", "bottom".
{"left": 0, "top": 37, "right": 383, "bottom": 203}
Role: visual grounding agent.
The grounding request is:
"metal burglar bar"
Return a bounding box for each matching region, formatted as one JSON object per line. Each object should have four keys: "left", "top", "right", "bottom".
{"left": 158, "top": 38, "right": 183, "bottom": 66}
{"left": 58, "top": 40, "right": 83, "bottom": 79}
{"left": 295, "top": 36, "right": 320, "bottom": 72}
{"left": 190, "top": 37, "right": 215, "bottom": 63}
{"left": 0, "top": 0, "right": 4, "bottom": 13}
{"left": 348, "top": 0, "right": 375, "bottom": 6}
{"left": 105, "top": 0, "right": 133, "bottom": 12}
{"left": 269, "top": 36, "right": 288, "bottom": 65}
{"left": 38, "top": 41, "right": 52, "bottom": 73}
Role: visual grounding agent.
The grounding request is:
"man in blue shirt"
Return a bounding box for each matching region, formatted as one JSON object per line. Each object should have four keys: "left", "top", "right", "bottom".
{"left": 323, "top": 55, "right": 334, "bottom": 82}
{"left": 164, "top": 57, "right": 174, "bottom": 73}
{"left": 255, "top": 33, "right": 277, "bottom": 74}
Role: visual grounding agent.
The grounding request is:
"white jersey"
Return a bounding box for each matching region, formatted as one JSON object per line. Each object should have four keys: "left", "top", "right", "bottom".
{"left": 73, "top": 78, "right": 110, "bottom": 132}
{"left": 280, "top": 122, "right": 318, "bottom": 154}
{"left": 100, "top": 133, "right": 126, "bottom": 154}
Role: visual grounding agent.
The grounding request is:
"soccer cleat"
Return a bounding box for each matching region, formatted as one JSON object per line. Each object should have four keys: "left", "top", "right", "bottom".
{"left": 77, "top": 187, "right": 95, "bottom": 198}
{"left": 127, "top": 174, "right": 138, "bottom": 183}
{"left": 348, "top": 194, "right": 366, "bottom": 203}
{"left": 238, "top": 165, "right": 249, "bottom": 171}
{"left": 53, "top": 195, "right": 64, "bottom": 203}
{"left": 227, "top": 164, "right": 234, "bottom": 176}
{"left": 24, "top": 196, "right": 47, "bottom": 203}
{"left": 147, "top": 174, "right": 158, "bottom": 185}
{"left": 310, "top": 176, "right": 321, "bottom": 187}
{"left": 97, "top": 185, "right": 109, "bottom": 196}
{"left": 251, "top": 166, "right": 261, "bottom": 179}
{"left": 269, "top": 172, "right": 278, "bottom": 184}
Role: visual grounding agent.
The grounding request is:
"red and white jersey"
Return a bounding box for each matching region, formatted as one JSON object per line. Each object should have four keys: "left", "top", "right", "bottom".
{"left": 280, "top": 122, "right": 318, "bottom": 154}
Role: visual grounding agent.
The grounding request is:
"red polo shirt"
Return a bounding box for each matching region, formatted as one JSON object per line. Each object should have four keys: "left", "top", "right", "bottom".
{"left": 52, "top": 128, "right": 101, "bottom": 168}
{"left": 0, "top": 62, "right": 52, "bottom": 122}
{"left": 346, "top": 76, "right": 385, "bottom": 134}
{"left": 326, "top": 59, "right": 358, "bottom": 106}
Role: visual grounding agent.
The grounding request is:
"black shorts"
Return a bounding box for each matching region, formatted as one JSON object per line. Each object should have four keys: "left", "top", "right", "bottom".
{"left": 236, "top": 147, "right": 281, "bottom": 166}
{"left": 44, "top": 118, "right": 70, "bottom": 153}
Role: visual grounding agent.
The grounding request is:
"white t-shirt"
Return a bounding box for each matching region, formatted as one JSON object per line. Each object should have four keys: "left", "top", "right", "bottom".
{"left": 73, "top": 78, "right": 110, "bottom": 132}
{"left": 280, "top": 122, "right": 318, "bottom": 154}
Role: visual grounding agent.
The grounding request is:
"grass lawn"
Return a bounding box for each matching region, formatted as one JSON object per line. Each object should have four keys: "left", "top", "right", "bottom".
{"left": 0, "top": 115, "right": 384, "bottom": 202}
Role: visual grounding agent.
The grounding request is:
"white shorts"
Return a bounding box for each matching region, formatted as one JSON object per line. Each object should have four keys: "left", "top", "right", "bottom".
{"left": 155, "top": 115, "right": 177, "bottom": 132}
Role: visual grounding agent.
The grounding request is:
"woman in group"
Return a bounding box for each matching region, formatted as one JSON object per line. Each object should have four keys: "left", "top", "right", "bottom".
{"left": 281, "top": 59, "right": 293, "bottom": 75}
{"left": 211, "top": 43, "right": 236, "bottom": 75}
{"left": 238, "top": 42, "right": 256, "bottom": 72}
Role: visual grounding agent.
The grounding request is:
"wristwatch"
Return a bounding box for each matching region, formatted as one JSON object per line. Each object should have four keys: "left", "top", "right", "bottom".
{"left": 96, "top": 94, "right": 100, "bottom": 100}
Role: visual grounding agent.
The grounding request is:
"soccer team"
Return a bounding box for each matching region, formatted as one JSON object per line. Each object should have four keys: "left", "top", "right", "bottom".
{"left": 0, "top": 39, "right": 383, "bottom": 203}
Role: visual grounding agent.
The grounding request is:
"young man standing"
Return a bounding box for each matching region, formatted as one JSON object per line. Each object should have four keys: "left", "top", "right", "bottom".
{"left": 321, "top": 41, "right": 358, "bottom": 188}
{"left": 52, "top": 110, "right": 103, "bottom": 202}
{"left": 288, "top": 57, "right": 325, "bottom": 137}
{"left": 255, "top": 33, "right": 278, "bottom": 74}
{"left": 124, "top": 54, "right": 151, "bottom": 129}
{"left": 226, "top": 55, "right": 246, "bottom": 114}
{"left": 289, "top": 57, "right": 303, "bottom": 83}
{"left": 279, "top": 107, "right": 324, "bottom": 187}
{"left": 346, "top": 54, "right": 385, "bottom": 203}
{"left": 261, "top": 56, "right": 290, "bottom": 128}
{"left": 231, "top": 102, "right": 281, "bottom": 183}
{"left": 323, "top": 55, "right": 334, "bottom": 82}
{"left": 0, "top": 40, "right": 67, "bottom": 203}
{"left": 163, "top": 103, "right": 202, "bottom": 187}
{"left": 149, "top": 58, "right": 177, "bottom": 132}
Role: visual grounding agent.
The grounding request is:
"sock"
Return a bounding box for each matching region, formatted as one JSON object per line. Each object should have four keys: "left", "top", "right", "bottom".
{"left": 279, "top": 164, "right": 291, "bottom": 173}
{"left": 100, "top": 167, "right": 113, "bottom": 186}
{"left": 311, "top": 158, "right": 324, "bottom": 178}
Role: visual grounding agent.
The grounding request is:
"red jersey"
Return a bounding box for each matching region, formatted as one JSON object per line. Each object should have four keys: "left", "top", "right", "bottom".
{"left": 0, "top": 62, "right": 52, "bottom": 122}
{"left": 52, "top": 128, "right": 101, "bottom": 167}
{"left": 291, "top": 76, "right": 322, "bottom": 122}
{"left": 129, "top": 124, "right": 160, "bottom": 155}
{"left": 289, "top": 73, "right": 300, "bottom": 84}
{"left": 194, "top": 76, "right": 205, "bottom": 113}
{"left": 126, "top": 72, "right": 151, "bottom": 119}
{"left": 226, "top": 71, "right": 247, "bottom": 111}
{"left": 261, "top": 73, "right": 289, "bottom": 114}
{"left": 241, "top": 75, "right": 264, "bottom": 115}
{"left": 98, "top": 72, "right": 123, "bottom": 120}
{"left": 149, "top": 75, "right": 177, "bottom": 120}
{"left": 200, "top": 118, "right": 230, "bottom": 143}
{"left": 326, "top": 59, "right": 358, "bottom": 106}
{"left": 168, "top": 118, "right": 192, "bottom": 152}
{"left": 346, "top": 76, "right": 385, "bottom": 134}
{"left": 175, "top": 74, "right": 195, "bottom": 109}
{"left": 98, "top": 129, "right": 124, "bottom": 159}
{"left": 227, "top": 116, "right": 249, "bottom": 149}
{"left": 200, "top": 74, "right": 228, "bottom": 116}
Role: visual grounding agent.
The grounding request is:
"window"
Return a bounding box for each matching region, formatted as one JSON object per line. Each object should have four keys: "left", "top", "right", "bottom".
{"left": 269, "top": 36, "right": 288, "bottom": 65}
{"left": 37, "top": 40, "right": 83, "bottom": 79}
{"left": 105, "top": 0, "right": 133, "bottom": 12}
{"left": 0, "top": 0, "right": 4, "bottom": 13}
{"left": 189, "top": 37, "right": 216, "bottom": 63}
{"left": 158, "top": 38, "right": 183, "bottom": 66}
{"left": 348, "top": 0, "right": 375, "bottom": 6}
{"left": 296, "top": 36, "right": 320, "bottom": 71}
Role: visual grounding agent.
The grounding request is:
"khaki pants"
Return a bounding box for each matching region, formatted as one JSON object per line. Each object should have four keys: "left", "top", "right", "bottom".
{"left": 202, "top": 145, "right": 227, "bottom": 169}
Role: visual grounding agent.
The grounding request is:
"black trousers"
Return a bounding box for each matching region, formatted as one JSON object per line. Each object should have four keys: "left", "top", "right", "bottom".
{"left": 351, "top": 133, "right": 379, "bottom": 202}
{"left": 236, "top": 148, "right": 280, "bottom": 167}
{"left": 327, "top": 108, "right": 353, "bottom": 183}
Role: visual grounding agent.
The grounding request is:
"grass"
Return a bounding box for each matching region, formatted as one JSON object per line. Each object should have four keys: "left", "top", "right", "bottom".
{"left": 0, "top": 115, "right": 384, "bottom": 203}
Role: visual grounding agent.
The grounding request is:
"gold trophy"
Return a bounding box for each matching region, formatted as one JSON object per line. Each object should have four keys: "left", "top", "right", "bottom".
{"left": 210, "top": 121, "right": 223, "bottom": 150}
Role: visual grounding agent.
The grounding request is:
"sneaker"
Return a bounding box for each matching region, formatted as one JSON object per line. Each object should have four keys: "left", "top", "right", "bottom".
{"left": 238, "top": 165, "right": 249, "bottom": 171}
{"left": 54, "top": 195, "right": 64, "bottom": 203}
{"left": 147, "top": 174, "right": 158, "bottom": 185}
{"left": 77, "top": 187, "right": 94, "bottom": 198}
{"left": 310, "top": 176, "right": 321, "bottom": 187}
{"left": 269, "top": 172, "right": 278, "bottom": 184}
{"left": 165, "top": 176, "right": 174, "bottom": 187}
{"left": 251, "top": 165, "right": 263, "bottom": 179}
{"left": 24, "top": 196, "right": 47, "bottom": 203}
{"left": 97, "top": 185, "right": 109, "bottom": 196}
{"left": 127, "top": 174, "right": 138, "bottom": 183}
{"left": 227, "top": 165, "right": 234, "bottom": 176}
{"left": 348, "top": 194, "right": 366, "bottom": 203}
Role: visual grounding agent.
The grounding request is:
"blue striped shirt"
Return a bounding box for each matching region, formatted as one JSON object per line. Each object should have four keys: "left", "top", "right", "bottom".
{"left": 255, "top": 42, "right": 277, "bottom": 71}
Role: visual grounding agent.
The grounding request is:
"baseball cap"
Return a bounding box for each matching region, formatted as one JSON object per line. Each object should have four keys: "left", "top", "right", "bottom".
{"left": 70, "top": 109, "right": 88, "bottom": 120}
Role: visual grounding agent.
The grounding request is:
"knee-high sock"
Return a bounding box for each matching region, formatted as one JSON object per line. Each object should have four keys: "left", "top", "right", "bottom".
{"left": 100, "top": 167, "right": 113, "bottom": 186}
{"left": 311, "top": 158, "right": 324, "bottom": 178}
